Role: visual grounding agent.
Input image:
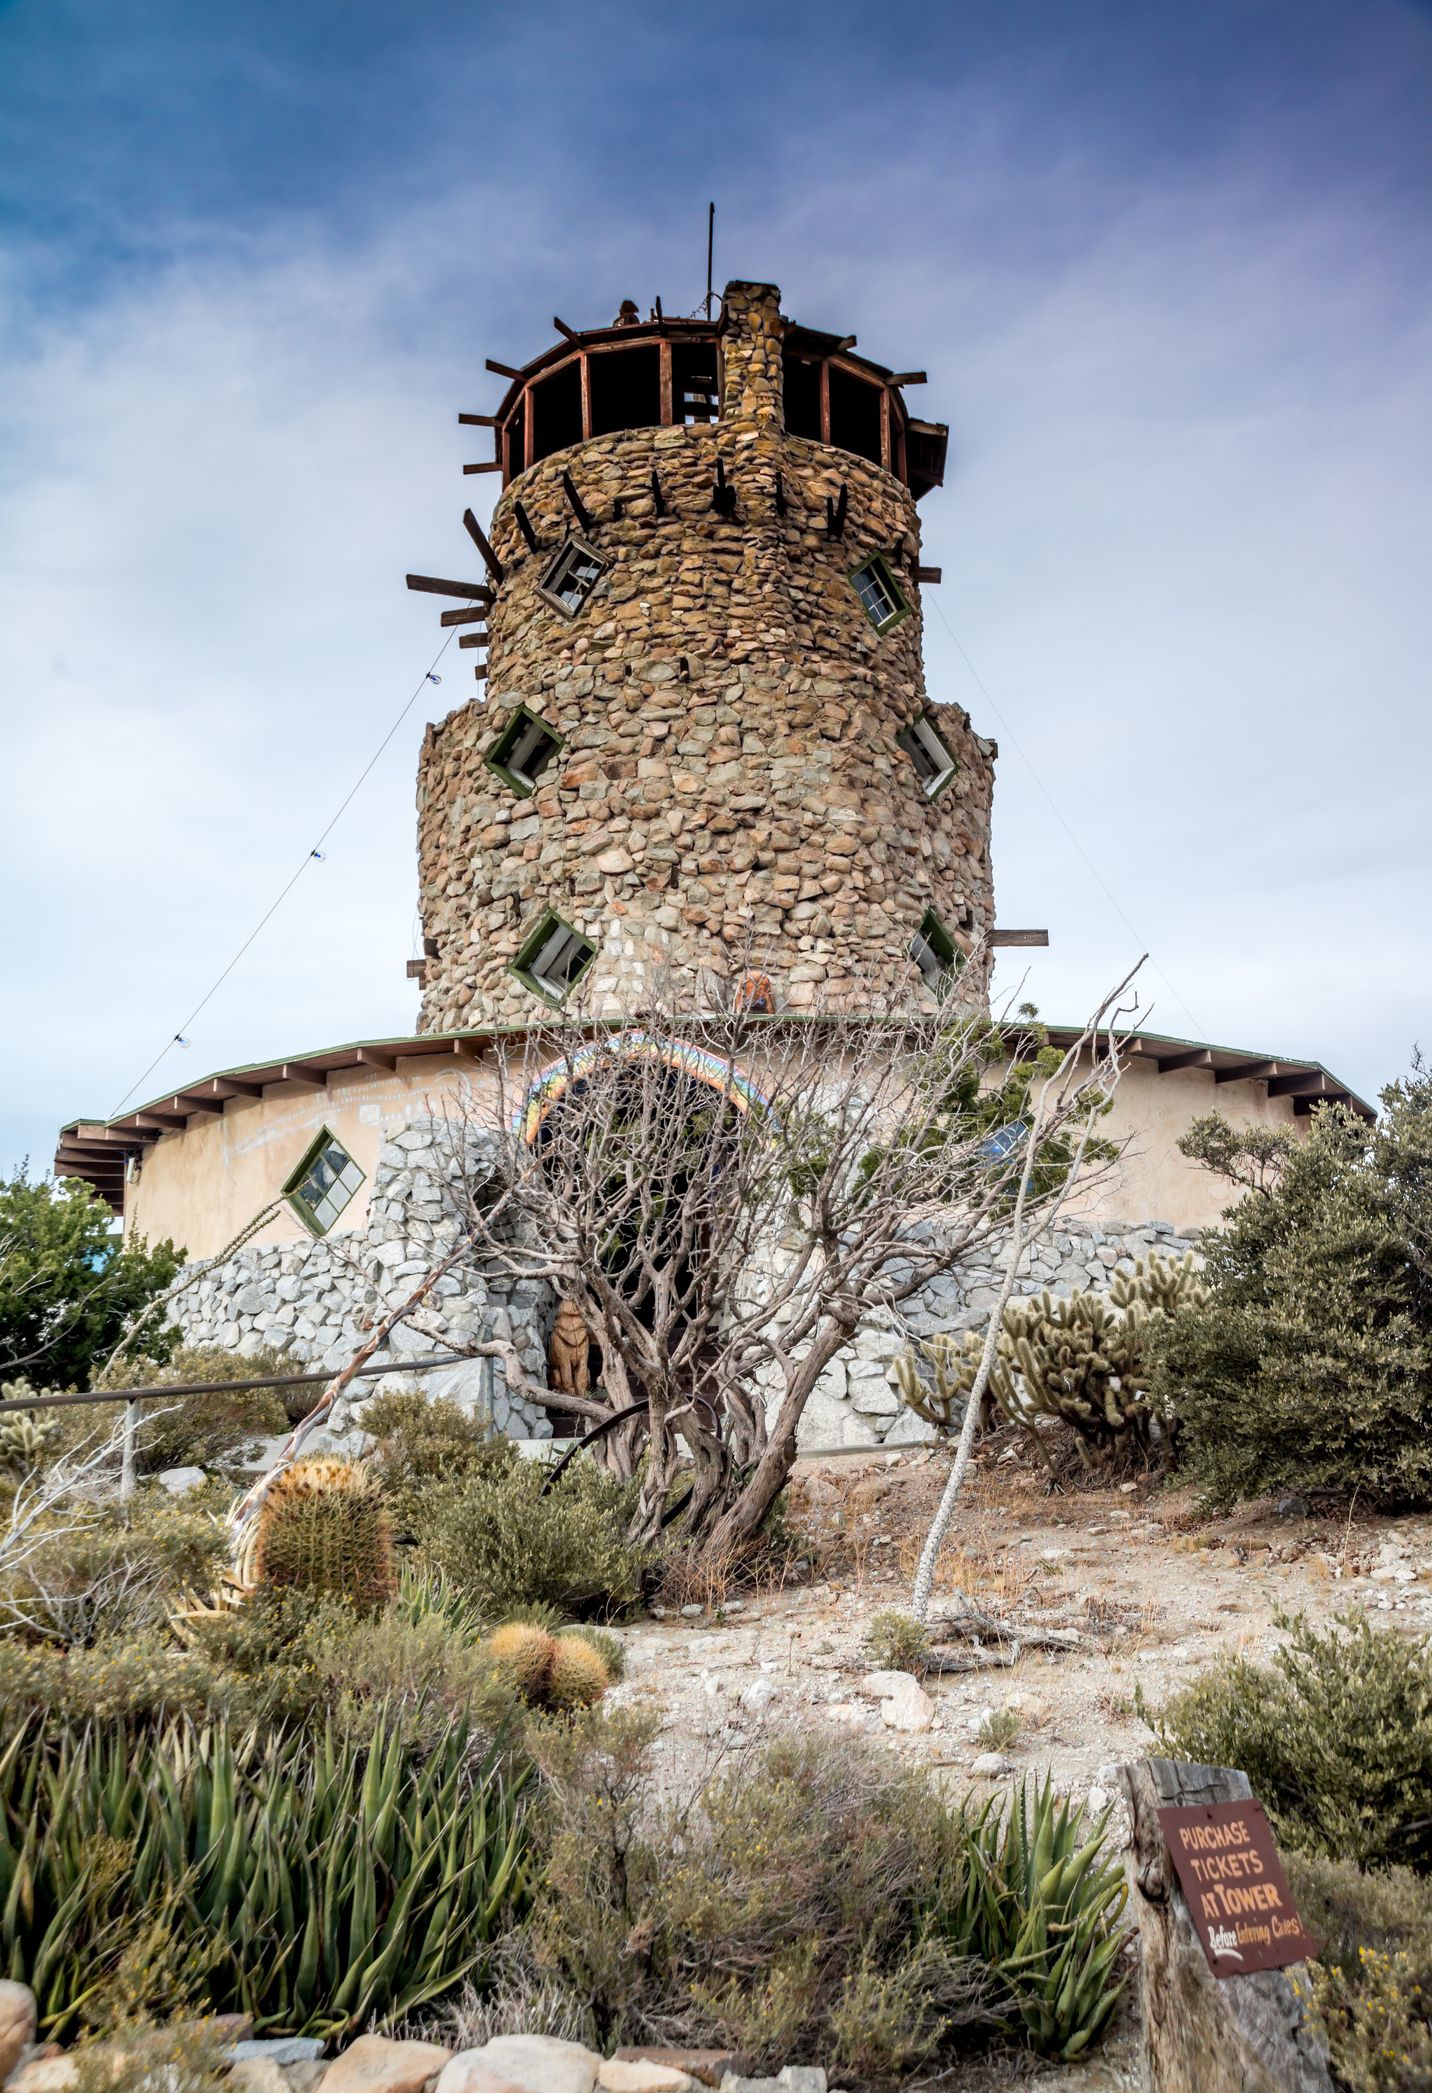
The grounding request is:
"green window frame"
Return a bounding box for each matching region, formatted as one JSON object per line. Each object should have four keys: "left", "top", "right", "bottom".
{"left": 850, "top": 554, "right": 908, "bottom": 634}
{"left": 910, "top": 909, "right": 963, "bottom": 997}
{"left": 485, "top": 705, "right": 565, "bottom": 797}
{"left": 511, "top": 908, "right": 598, "bottom": 1007}
{"left": 284, "top": 1127, "right": 365, "bottom": 1237}
{"left": 896, "top": 710, "right": 959, "bottom": 800}
{"left": 538, "top": 535, "right": 608, "bottom": 619}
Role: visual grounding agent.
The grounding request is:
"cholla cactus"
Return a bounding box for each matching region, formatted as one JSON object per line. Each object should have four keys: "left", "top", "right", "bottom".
{"left": 252, "top": 1456, "right": 394, "bottom": 1611}
{"left": 0, "top": 1398, "right": 61, "bottom": 1478}
{"left": 898, "top": 1253, "right": 1208, "bottom": 1456}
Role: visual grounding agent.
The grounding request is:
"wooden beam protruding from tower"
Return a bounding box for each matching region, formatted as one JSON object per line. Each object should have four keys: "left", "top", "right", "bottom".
{"left": 439, "top": 607, "right": 486, "bottom": 627}
{"left": 462, "top": 509, "right": 506, "bottom": 586}
{"left": 825, "top": 482, "right": 849, "bottom": 539}
{"left": 406, "top": 574, "right": 493, "bottom": 603}
{"left": 649, "top": 470, "right": 667, "bottom": 518}
{"left": 561, "top": 473, "right": 594, "bottom": 535}
{"left": 773, "top": 471, "right": 789, "bottom": 517}
{"left": 711, "top": 457, "right": 738, "bottom": 518}
{"left": 510, "top": 501, "right": 540, "bottom": 556}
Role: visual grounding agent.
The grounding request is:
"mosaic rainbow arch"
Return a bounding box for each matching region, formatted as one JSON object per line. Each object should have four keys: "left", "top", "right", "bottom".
{"left": 515, "top": 1029, "right": 773, "bottom": 1144}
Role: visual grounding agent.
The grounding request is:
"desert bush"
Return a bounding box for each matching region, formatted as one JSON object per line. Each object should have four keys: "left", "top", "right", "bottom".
{"left": 0, "top": 1705, "right": 531, "bottom": 2041}
{"left": 0, "top": 1634, "right": 240, "bottom": 1726}
{"left": 68, "top": 2024, "right": 231, "bottom": 2092}
{"left": 252, "top": 1455, "right": 395, "bottom": 1611}
{"left": 361, "top": 1388, "right": 508, "bottom": 1528}
{"left": 416, "top": 1452, "right": 649, "bottom": 1621}
{"left": 1154, "top": 1075, "right": 1432, "bottom": 1508}
{"left": 1, "top": 1494, "right": 226, "bottom": 1646}
{"left": 1286, "top": 1851, "right": 1432, "bottom": 2091}
{"left": 1149, "top": 1611, "right": 1432, "bottom": 1871}
{"left": 864, "top": 1608, "right": 933, "bottom": 1675}
{"left": 975, "top": 1707, "right": 1022, "bottom": 1751}
{"left": 96, "top": 1346, "right": 292, "bottom": 1473}
{"left": 526, "top": 1710, "right": 1124, "bottom": 2076}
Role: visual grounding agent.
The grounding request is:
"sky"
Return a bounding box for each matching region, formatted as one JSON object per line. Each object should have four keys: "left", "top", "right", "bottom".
{"left": 2, "top": 0, "right": 1430, "bottom": 1180}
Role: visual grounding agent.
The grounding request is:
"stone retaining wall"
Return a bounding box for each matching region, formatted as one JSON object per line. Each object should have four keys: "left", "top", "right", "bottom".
{"left": 170, "top": 1111, "right": 1196, "bottom": 1453}
{"left": 170, "top": 1120, "right": 552, "bottom": 1442}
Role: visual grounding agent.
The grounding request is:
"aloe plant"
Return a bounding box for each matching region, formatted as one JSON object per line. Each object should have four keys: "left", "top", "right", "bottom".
{"left": 0, "top": 1708, "right": 530, "bottom": 2040}
{"left": 942, "top": 1775, "right": 1130, "bottom": 2060}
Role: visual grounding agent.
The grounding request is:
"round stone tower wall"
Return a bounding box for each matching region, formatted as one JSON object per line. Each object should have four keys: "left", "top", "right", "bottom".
{"left": 416, "top": 281, "right": 996, "bottom": 1027}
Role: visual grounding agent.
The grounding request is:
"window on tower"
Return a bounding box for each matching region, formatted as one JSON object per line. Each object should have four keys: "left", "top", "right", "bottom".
{"left": 671, "top": 339, "right": 720, "bottom": 423}
{"left": 910, "top": 910, "right": 962, "bottom": 997}
{"left": 513, "top": 910, "right": 597, "bottom": 1006}
{"left": 850, "top": 555, "right": 908, "bottom": 634}
{"left": 284, "top": 1129, "right": 365, "bottom": 1237}
{"left": 486, "top": 706, "right": 564, "bottom": 796}
{"left": 539, "top": 537, "right": 608, "bottom": 618}
{"left": 896, "top": 711, "right": 958, "bottom": 799}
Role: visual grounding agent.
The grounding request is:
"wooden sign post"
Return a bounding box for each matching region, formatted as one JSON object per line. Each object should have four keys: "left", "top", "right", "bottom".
{"left": 1121, "top": 1758, "right": 1334, "bottom": 2093}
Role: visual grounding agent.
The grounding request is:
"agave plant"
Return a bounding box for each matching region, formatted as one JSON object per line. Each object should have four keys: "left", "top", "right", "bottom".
{"left": 943, "top": 1775, "right": 1130, "bottom": 2060}
{"left": 0, "top": 1707, "right": 530, "bottom": 2040}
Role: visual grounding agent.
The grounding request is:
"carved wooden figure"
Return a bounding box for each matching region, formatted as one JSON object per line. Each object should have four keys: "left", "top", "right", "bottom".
{"left": 549, "top": 1297, "right": 592, "bottom": 1400}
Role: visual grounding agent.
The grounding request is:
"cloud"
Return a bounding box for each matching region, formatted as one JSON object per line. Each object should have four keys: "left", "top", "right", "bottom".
{"left": 2, "top": 1, "right": 1430, "bottom": 1181}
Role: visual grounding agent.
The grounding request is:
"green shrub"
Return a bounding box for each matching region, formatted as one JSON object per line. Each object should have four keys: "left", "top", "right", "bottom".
{"left": 361, "top": 1388, "right": 508, "bottom": 1528}
{"left": 525, "top": 1711, "right": 1124, "bottom": 2077}
{"left": 1149, "top": 1611, "right": 1432, "bottom": 1871}
{"left": 96, "top": 1345, "right": 292, "bottom": 1474}
{"left": 0, "top": 1634, "right": 240, "bottom": 1726}
{"left": 1285, "top": 1851, "right": 1432, "bottom": 2091}
{"left": 1, "top": 1494, "right": 227, "bottom": 1646}
{"left": 1154, "top": 1076, "right": 1432, "bottom": 1508}
{"left": 0, "top": 1706, "right": 531, "bottom": 2041}
{"left": 415, "top": 1452, "right": 649, "bottom": 1621}
{"left": 864, "top": 1608, "right": 933, "bottom": 1675}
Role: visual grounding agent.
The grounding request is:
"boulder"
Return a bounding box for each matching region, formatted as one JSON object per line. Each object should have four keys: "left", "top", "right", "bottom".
{"left": 229, "top": 2064, "right": 295, "bottom": 2093}
{"left": 233, "top": 2038, "right": 328, "bottom": 2064}
{"left": 0, "top": 1980, "right": 37, "bottom": 2080}
{"left": 611, "top": 2053, "right": 734, "bottom": 2090}
{"left": 437, "top": 2036, "right": 602, "bottom": 2093}
{"left": 157, "top": 1465, "right": 208, "bottom": 1495}
{"left": 7, "top": 2062, "right": 75, "bottom": 2093}
{"left": 597, "top": 2062, "right": 696, "bottom": 2093}
{"left": 321, "top": 2034, "right": 452, "bottom": 2093}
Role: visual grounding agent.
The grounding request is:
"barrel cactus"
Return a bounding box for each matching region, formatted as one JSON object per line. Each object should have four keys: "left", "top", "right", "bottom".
{"left": 252, "top": 1456, "right": 395, "bottom": 1611}
{"left": 484, "top": 1621, "right": 612, "bottom": 1710}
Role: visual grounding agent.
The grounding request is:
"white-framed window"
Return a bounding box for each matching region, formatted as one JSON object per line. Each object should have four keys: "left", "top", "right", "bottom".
{"left": 539, "top": 537, "right": 607, "bottom": 618}
{"left": 850, "top": 555, "right": 907, "bottom": 633}
{"left": 284, "top": 1129, "right": 365, "bottom": 1237}
{"left": 513, "top": 910, "right": 597, "bottom": 1005}
{"left": 897, "top": 711, "right": 958, "bottom": 799}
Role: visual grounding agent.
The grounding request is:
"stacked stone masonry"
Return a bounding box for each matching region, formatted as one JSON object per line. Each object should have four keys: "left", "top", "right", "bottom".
{"left": 168, "top": 1112, "right": 1196, "bottom": 1452}
{"left": 417, "top": 281, "right": 996, "bottom": 1030}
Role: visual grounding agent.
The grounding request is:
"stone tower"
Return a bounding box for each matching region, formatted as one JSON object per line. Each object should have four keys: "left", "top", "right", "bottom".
{"left": 412, "top": 280, "right": 996, "bottom": 1027}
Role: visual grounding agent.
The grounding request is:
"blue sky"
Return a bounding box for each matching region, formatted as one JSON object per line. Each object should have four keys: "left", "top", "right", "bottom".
{"left": 2, "top": 0, "right": 1430, "bottom": 1184}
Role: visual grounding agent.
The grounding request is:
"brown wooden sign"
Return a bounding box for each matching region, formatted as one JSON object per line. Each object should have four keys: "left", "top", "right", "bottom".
{"left": 1158, "top": 1798, "right": 1318, "bottom": 1975}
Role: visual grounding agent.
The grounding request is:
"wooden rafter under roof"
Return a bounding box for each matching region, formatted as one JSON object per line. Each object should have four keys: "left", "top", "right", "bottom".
{"left": 54, "top": 1021, "right": 1376, "bottom": 1215}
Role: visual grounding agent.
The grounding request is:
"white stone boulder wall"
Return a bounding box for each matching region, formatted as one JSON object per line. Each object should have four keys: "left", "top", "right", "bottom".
{"left": 168, "top": 1117, "right": 553, "bottom": 1444}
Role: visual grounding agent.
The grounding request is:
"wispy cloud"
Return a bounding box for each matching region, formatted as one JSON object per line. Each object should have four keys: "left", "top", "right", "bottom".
{"left": 2, "top": 0, "right": 1430, "bottom": 1175}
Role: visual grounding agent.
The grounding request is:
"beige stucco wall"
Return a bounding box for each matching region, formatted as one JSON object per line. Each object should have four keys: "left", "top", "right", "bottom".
{"left": 1053, "top": 1053, "right": 1300, "bottom": 1232}
{"left": 124, "top": 1054, "right": 502, "bottom": 1259}
{"left": 124, "top": 1030, "right": 1301, "bottom": 1262}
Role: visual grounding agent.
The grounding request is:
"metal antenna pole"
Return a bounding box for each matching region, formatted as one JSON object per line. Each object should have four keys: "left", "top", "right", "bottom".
{"left": 705, "top": 201, "right": 715, "bottom": 318}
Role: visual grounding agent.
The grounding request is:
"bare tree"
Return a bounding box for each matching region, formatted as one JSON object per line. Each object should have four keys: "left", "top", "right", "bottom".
{"left": 430, "top": 959, "right": 1139, "bottom": 1555}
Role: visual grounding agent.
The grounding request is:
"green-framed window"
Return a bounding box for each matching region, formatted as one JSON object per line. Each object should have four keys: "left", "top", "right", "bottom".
{"left": 538, "top": 536, "right": 607, "bottom": 619}
{"left": 850, "top": 554, "right": 908, "bottom": 634}
{"left": 910, "top": 909, "right": 963, "bottom": 997}
{"left": 284, "top": 1128, "right": 365, "bottom": 1237}
{"left": 485, "top": 705, "right": 564, "bottom": 797}
{"left": 897, "top": 710, "right": 959, "bottom": 799}
{"left": 512, "top": 909, "right": 597, "bottom": 1007}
